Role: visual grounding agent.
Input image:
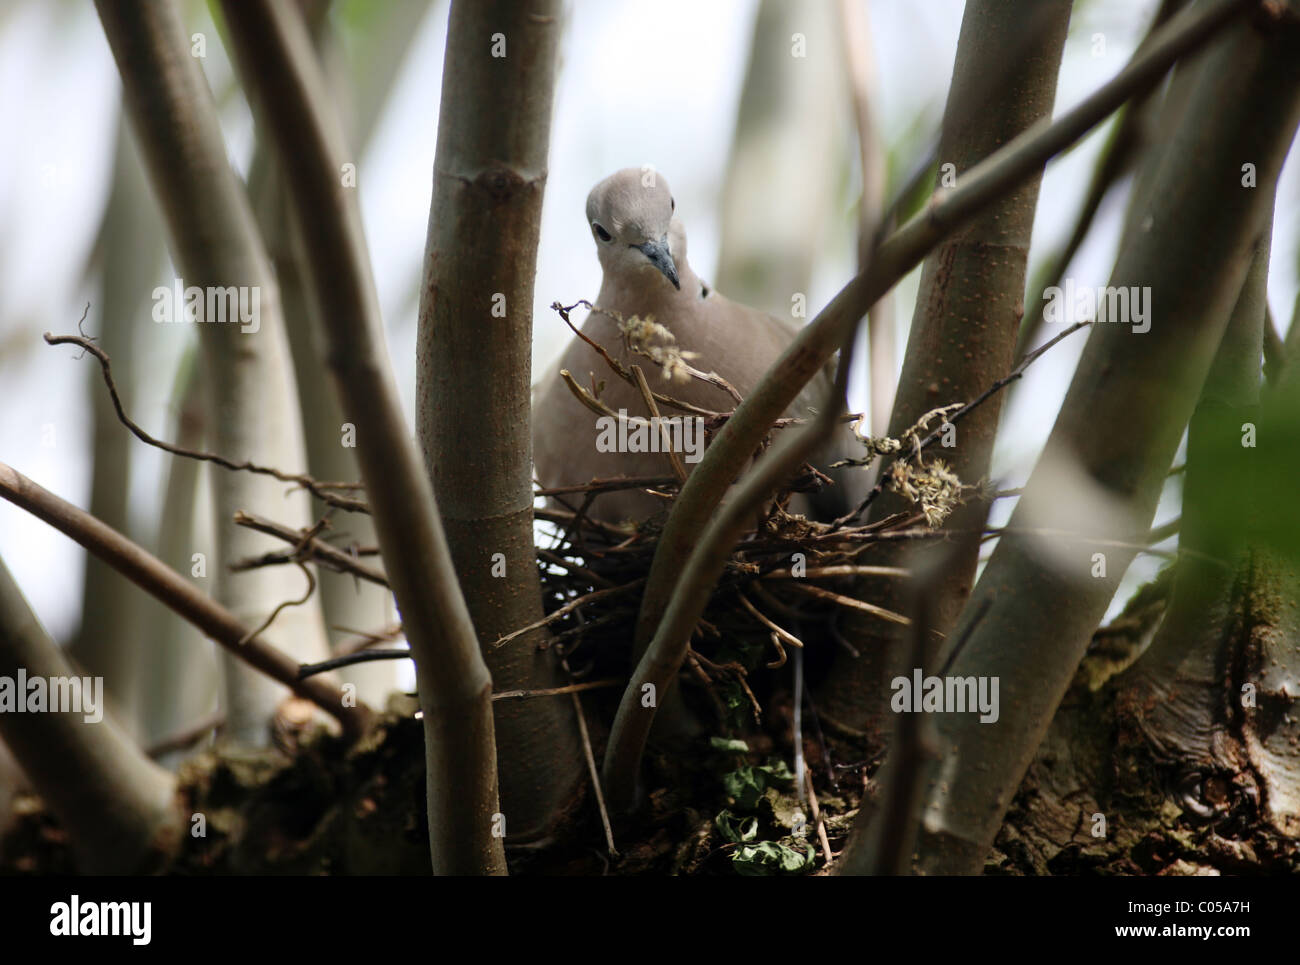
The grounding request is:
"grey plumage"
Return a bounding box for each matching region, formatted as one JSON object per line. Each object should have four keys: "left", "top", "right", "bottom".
{"left": 533, "top": 168, "right": 860, "bottom": 526}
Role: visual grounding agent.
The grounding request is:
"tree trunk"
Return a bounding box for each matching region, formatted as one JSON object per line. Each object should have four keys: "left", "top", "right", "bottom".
{"left": 818, "top": 0, "right": 1073, "bottom": 739}
{"left": 417, "top": 0, "right": 585, "bottom": 843}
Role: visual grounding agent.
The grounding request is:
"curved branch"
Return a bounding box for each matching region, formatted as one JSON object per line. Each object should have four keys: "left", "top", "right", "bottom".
{"left": 217, "top": 0, "right": 505, "bottom": 874}
{"left": 0, "top": 553, "right": 179, "bottom": 872}
{"left": 94, "top": 0, "right": 334, "bottom": 743}
{"left": 44, "top": 332, "right": 369, "bottom": 514}
{"left": 0, "top": 462, "right": 370, "bottom": 737}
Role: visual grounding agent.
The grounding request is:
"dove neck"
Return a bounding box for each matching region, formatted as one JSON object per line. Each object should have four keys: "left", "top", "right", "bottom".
{"left": 596, "top": 259, "right": 705, "bottom": 332}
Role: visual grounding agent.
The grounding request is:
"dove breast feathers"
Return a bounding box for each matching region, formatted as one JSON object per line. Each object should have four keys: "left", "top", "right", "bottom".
{"left": 532, "top": 168, "right": 848, "bottom": 525}
{"left": 532, "top": 291, "right": 836, "bottom": 524}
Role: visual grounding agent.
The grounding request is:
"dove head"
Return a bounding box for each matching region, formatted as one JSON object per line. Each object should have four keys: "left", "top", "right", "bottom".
{"left": 586, "top": 168, "right": 683, "bottom": 291}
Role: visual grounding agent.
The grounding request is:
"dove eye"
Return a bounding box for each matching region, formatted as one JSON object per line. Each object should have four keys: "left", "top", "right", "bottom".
{"left": 592, "top": 223, "right": 612, "bottom": 243}
{"left": 670, "top": 197, "right": 675, "bottom": 212}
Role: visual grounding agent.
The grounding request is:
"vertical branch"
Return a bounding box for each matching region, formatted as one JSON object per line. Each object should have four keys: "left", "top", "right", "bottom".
{"left": 217, "top": 0, "right": 506, "bottom": 874}
{"left": 245, "top": 0, "right": 416, "bottom": 709}
{"left": 818, "top": 0, "right": 1072, "bottom": 735}
{"left": 716, "top": 0, "right": 846, "bottom": 315}
{"left": 840, "top": 0, "right": 896, "bottom": 439}
{"left": 72, "top": 119, "right": 164, "bottom": 736}
{"left": 95, "top": 0, "right": 332, "bottom": 745}
{"left": 1102, "top": 225, "right": 1274, "bottom": 824}
{"left": 1014, "top": 0, "right": 1187, "bottom": 360}
{"left": 418, "top": 0, "right": 584, "bottom": 843}
{"left": 836, "top": 556, "right": 950, "bottom": 875}
{"left": 140, "top": 349, "right": 219, "bottom": 755}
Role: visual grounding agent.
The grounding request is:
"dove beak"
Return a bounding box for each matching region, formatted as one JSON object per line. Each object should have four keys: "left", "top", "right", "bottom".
{"left": 634, "top": 238, "right": 680, "bottom": 290}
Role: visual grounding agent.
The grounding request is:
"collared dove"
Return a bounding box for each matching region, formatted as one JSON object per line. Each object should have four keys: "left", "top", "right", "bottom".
{"left": 533, "top": 168, "right": 859, "bottom": 526}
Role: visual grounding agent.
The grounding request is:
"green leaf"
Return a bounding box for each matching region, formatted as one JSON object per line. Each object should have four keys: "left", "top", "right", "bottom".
{"left": 715, "top": 809, "right": 759, "bottom": 843}
{"left": 756, "top": 758, "right": 795, "bottom": 787}
{"left": 722, "top": 766, "right": 766, "bottom": 810}
{"left": 731, "top": 839, "right": 817, "bottom": 876}
{"left": 724, "top": 757, "right": 797, "bottom": 810}
{"left": 709, "top": 737, "right": 750, "bottom": 754}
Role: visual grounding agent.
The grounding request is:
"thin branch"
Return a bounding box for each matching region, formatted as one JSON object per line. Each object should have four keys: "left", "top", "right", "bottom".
{"left": 535, "top": 475, "right": 678, "bottom": 498}
{"left": 784, "top": 581, "right": 912, "bottom": 625}
{"left": 492, "top": 678, "right": 624, "bottom": 701}
{"left": 238, "top": 560, "right": 316, "bottom": 645}
{"left": 334, "top": 621, "right": 404, "bottom": 657}
{"left": 737, "top": 592, "right": 804, "bottom": 657}
{"left": 806, "top": 773, "right": 834, "bottom": 869}
{"left": 980, "top": 526, "right": 1184, "bottom": 561}
{"left": 551, "top": 300, "right": 729, "bottom": 417}
{"left": 0, "top": 461, "right": 370, "bottom": 736}
{"left": 491, "top": 580, "right": 645, "bottom": 650}
{"left": 298, "top": 648, "right": 411, "bottom": 679}
{"left": 632, "top": 364, "right": 688, "bottom": 482}
{"left": 145, "top": 712, "right": 225, "bottom": 758}
{"left": 534, "top": 506, "right": 635, "bottom": 543}
{"left": 231, "top": 510, "right": 389, "bottom": 585}
{"left": 836, "top": 320, "right": 1091, "bottom": 527}
{"left": 1146, "top": 516, "right": 1181, "bottom": 544}
{"left": 45, "top": 331, "right": 369, "bottom": 513}
{"left": 570, "top": 690, "right": 618, "bottom": 858}
{"left": 762, "top": 565, "right": 911, "bottom": 580}
{"left": 537, "top": 548, "right": 615, "bottom": 588}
